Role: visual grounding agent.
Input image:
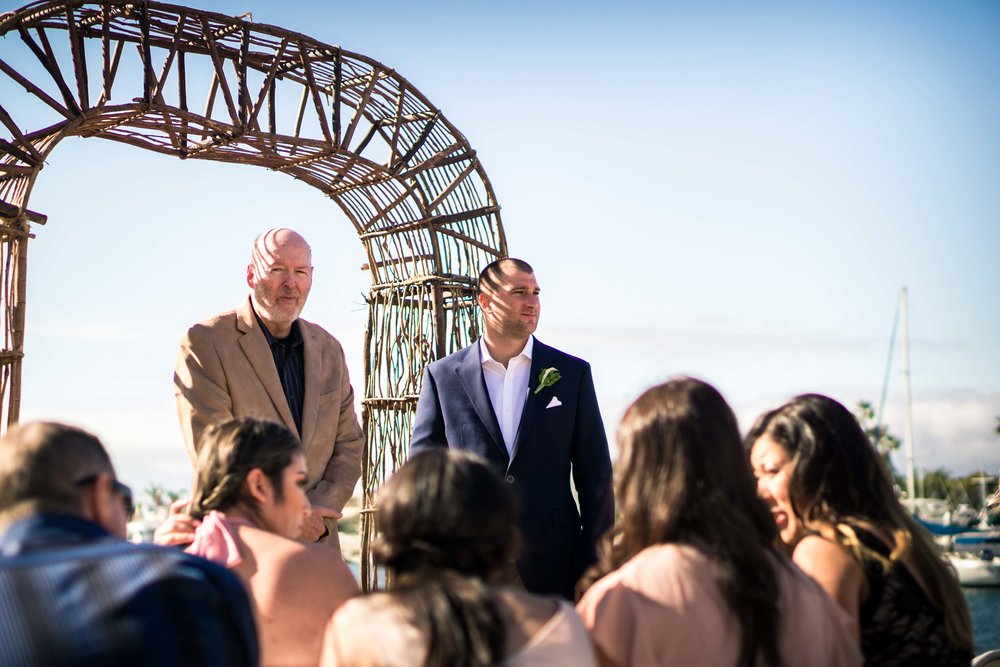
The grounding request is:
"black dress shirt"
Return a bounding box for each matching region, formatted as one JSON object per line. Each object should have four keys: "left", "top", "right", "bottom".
{"left": 254, "top": 310, "right": 306, "bottom": 434}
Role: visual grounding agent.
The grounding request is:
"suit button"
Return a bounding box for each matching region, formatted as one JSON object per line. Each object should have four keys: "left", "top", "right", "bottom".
{"left": 505, "top": 474, "right": 515, "bottom": 484}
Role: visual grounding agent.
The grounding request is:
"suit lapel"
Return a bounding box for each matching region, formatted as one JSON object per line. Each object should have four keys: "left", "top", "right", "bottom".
{"left": 456, "top": 343, "right": 508, "bottom": 461}
{"left": 511, "top": 339, "right": 551, "bottom": 463}
{"left": 298, "top": 323, "right": 321, "bottom": 448}
{"left": 237, "top": 299, "right": 298, "bottom": 436}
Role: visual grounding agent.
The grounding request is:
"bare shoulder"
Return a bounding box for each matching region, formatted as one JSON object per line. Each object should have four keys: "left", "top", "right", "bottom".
{"left": 292, "top": 540, "right": 353, "bottom": 569}
{"left": 792, "top": 534, "right": 866, "bottom": 630}
{"left": 241, "top": 528, "right": 359, "bottom": 600}
{"left": 279, "top": 541, "right": 357, "bottom": 587}
{"left": 793, "top": 534, "right": 864, "bottom": 584}
{"left": 794, "top": 534, "right": 853, "bottom": 565}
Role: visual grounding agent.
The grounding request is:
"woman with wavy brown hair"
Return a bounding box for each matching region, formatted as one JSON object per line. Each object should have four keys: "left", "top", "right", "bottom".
{"left": 320, "top": 448, "right": 597, "bottom": 667}
{"left": 576, "top": 377, "right": 859, "bottom": 667}
{"left": 747, "top": 393, "right": 973, "bottom": 666}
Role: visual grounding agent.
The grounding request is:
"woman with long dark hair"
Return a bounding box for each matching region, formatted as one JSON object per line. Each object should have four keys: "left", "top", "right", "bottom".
{"left": 747, "top": 394, "right": 973, "bottom": 665}
{"left": 320, "top": 449, "right": 597, "bottom": 667}
{"left": 156, "top": 417, "right": 358, "bottom": 666}
{"left": 576, "top": 377, "right": 859, "bottom": 667}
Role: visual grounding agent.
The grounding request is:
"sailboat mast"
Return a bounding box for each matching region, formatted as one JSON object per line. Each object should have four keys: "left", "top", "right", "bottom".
{"left": 901, "top": 287, "right": 916, "bottom": 500}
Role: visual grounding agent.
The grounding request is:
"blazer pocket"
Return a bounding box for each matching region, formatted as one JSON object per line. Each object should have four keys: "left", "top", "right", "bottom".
{"left": 319, "top": 389, "right": 341, "bottom": 405}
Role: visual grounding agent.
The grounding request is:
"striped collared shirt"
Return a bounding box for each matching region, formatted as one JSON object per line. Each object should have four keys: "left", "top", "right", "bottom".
{"left": 254, "top": 310, "right": 305, "bottom": 435}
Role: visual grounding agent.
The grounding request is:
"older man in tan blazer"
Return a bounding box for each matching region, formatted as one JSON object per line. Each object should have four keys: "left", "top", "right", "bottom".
{"left": 174, "top": 228, "right": 364, "bottom": 543}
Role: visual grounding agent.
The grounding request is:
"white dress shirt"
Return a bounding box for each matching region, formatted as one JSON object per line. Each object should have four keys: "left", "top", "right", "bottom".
{"left": 480, "top": 336, "right": 533, "bottom": 458}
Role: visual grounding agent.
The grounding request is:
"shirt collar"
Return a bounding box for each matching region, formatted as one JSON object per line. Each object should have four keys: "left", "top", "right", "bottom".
{"left": 252, "top": 307, "right": 303, "bottom": 348}
{"left": 0, "top": 513, "right": 112, "bottom": 557}
{"left": 479, "top": 335, "right": 533, "bottom": 366}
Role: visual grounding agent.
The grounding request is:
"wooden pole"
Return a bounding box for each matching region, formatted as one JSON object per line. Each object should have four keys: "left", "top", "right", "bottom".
{"left": 8, "top": 229, "right": 27, "bottom": 427}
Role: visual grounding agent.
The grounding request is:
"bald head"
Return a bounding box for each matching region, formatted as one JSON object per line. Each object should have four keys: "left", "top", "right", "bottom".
{"left": 247, "top": 228, "right": 314, "bottom": 338}
{"left": 0, "top": 422, "right": 114, "bottom": 526}
{"left": 478, "top": 258, "right": 534, "bottom": 296}
{"left": 250, "top": 228, "right": 311, "bottom": 267}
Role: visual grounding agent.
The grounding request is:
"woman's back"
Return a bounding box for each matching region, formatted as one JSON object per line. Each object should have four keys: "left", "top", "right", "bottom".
{"left": 321, "top": 587, "right": 597, "bottom": 667}
{"left": 853, "top": 527, "right": 972, "bottom": 667}
{"left": 576, "top": 543, "right": 861, "bottom": 667}
{"left": 233, "top": 524, "right": 358, "bottom": 667}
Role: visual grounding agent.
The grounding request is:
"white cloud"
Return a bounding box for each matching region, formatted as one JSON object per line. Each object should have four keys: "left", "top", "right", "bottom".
{"left": 885, "top": 391, "right": 1000, "bottom": 477}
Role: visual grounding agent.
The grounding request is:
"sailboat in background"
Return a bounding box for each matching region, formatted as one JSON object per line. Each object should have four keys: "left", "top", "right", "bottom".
{"left": 947, "top": 473, "right": 1000, "bottom": 588}
{"left": 880, "top": 287, "right": 940, "bottom": 518}
{"left": 878, "top": 288, "right": 1000, "bottom": 587}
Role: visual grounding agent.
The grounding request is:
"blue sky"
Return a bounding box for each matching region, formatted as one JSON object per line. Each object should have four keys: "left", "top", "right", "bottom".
{"left": 3, "top": 0, "right": 998, "bottom": 493}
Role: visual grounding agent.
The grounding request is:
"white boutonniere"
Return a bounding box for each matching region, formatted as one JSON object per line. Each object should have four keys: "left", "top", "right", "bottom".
{"left": 534, "top": 367, "right": 562, "bottom": 395}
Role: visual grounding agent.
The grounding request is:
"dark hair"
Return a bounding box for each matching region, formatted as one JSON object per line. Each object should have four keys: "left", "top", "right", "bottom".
{"left": 375, "top": 449, "right": 517, "bottom": 667}
{"left": 477, "top": 257, "right": 534, "bottom": 295}
{"left": 746, "top": 394, "right": 973, "bottom": 651}
{"left": 189, "top": 418, "right": 302, "bottom": 521}
{"left": 581, "top": 377, "right": 783, "bottom": 667}
{"left": 0, "top": 422, "right": 113, "bottom": 522}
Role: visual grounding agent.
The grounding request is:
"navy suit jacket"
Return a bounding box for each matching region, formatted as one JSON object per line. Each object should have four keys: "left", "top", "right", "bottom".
{"left": 0, "top": 514, "right": 258, "bottom": 667}
{"left": 410, "top": 337, "right": 614, "bottom": 599}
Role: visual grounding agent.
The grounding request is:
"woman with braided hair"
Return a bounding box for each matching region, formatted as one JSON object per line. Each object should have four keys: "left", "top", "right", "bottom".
{"left": 155, "top": 417, "right": 358, "bottom": 666}
{"left": 320, "top": 449, "right": 597, "bottom": 667}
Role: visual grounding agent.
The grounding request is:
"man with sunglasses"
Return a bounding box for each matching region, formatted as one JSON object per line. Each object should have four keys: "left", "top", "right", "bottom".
{"left": 0, "top": 421, "right": 259, "bottom": 667}
{"left": 73, "top": 473, "right": 135, "bottom": 523}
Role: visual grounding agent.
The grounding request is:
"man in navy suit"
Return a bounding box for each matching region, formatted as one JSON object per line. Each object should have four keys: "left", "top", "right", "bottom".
{"left": 410, "top": 258, "right": 614, "bottom": 599}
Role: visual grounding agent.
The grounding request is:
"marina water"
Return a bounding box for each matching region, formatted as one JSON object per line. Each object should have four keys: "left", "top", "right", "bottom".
{"left": 967, "top": 588, "right": 1000, "bottom": 653}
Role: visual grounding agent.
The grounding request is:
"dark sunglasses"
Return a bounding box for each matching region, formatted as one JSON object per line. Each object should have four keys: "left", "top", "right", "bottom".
{"left": 75, "top": 474, "right": 135, "bottom": 521}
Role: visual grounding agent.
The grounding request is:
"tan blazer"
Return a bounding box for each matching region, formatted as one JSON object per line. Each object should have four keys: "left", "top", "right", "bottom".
{"left": 174, "top": 297, "right": 364, "bottom": 513}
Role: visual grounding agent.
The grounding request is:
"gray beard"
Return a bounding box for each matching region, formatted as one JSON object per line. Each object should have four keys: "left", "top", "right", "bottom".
{"left": 253, "top": 288, "right": 302, "bottom": 328}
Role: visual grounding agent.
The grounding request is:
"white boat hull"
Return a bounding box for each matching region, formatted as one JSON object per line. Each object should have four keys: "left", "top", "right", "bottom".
{"left": 948, "top": 554, "right": 1000, "bottom": 587}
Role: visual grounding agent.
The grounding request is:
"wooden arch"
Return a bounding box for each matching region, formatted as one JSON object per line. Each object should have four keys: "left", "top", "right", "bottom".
{"left": 0, "top": 0, "right": 505, "bottom": 588}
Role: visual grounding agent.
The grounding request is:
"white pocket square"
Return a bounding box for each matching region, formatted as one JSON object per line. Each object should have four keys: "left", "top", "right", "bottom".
{"left": 546, "top": 396, "right": 562, "bottom": 409}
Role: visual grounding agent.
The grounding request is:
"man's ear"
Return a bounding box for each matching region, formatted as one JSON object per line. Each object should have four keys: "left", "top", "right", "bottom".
{"left": 246, "top": 263, "right": 256, "bottom": 288}
{"left": 87, "top": 473, "right": 126, "bottom": 539}
{"left": 477, "top": 291, "right": 491, "bottom": 312}
{"left": 78, "top": 475, "right": 103, "bottom": 524}
{"left": 245, "top": 468, "right": 271, "bottom": 504}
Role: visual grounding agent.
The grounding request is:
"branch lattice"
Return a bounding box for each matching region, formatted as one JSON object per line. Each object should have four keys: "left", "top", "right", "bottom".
{"left": 0, "top": 0, "right": 505, "bottom": 589}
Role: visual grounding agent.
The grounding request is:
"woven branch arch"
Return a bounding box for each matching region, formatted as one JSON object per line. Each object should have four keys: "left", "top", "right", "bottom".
{"left": 0, "top": 0, "right": 505, "bottom": 589}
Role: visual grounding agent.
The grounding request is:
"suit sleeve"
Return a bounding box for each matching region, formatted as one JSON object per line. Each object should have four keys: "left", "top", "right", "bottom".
{"left": 312, "top": 345, "right": 365, "bottom": 513}
{"left": 141, "top": 557, "right": 259, "bottom": 667}
{"left": 571, "top": 362, "right": 615, "bottom": 570}
{"left": 408, "top": 366, "right": 448, "bottom": 455}
{"left": 174, "top": 325, "right": 234, "bottom": 464}
{"left": 201, "top": 564, "right": 260, "bottom": 667}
